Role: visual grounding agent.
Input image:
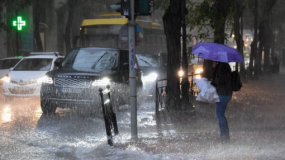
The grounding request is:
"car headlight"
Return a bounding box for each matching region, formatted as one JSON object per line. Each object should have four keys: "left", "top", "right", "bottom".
{"left": 92, "top": 78, "right": 110, "bottom": 86}
{"left": 1, "top": 75, "right": 10, "bottom": 82}
{"left": 37, "top": 75, "right": 53, "bottom": 84}
{"left": 143, "top": 73, "right": 158, "bottom": 82}
{"left": 195, "top": 68, "right": 203, "bottom": 74}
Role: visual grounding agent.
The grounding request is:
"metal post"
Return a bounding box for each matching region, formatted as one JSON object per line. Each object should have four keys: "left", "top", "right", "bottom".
{"left": 129, "top": 0, "right": 138, "bottom": 140}
{"left": 155, "top": 80, "right": 158, "bottom": 114}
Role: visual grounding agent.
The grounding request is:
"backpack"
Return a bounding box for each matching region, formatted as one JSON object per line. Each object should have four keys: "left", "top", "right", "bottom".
{"left": 231, "top": 71, "right": 242, "bottom": 91}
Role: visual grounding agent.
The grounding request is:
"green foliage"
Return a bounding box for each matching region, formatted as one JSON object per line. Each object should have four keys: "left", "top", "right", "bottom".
{"left": 186, "top": 0, "right": 234, "bottom": 46}
{"left": 154, "top": 0, "right": 169, "bottom": 11}
{"left": 4, "top": 0, "right": 34, "bottom": 10}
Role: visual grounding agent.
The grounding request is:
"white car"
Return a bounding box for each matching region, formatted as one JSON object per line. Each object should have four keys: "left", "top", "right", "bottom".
{"left": 0, "top": 57, "right": 22, "bottom": 79}
{"left": 2, "top": 52, "right": 64, "bottom": 97}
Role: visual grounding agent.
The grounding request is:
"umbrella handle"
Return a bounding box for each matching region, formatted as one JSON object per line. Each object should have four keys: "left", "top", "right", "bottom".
{"left": 198, "top": 53, "right": 201, "bottom": 63}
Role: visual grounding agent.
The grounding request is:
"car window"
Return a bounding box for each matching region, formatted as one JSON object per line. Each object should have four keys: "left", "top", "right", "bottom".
{"left": 13, "top": 58, "right": 53, "bottom": 71}
{"left": 136, "top": 54, "right": 159, "bottom": 67}
{"left": 0, "top": 59, "right": 21, "bottom": 69}
{"left": 61, "top": 48, "right": 118, "bottom": 71}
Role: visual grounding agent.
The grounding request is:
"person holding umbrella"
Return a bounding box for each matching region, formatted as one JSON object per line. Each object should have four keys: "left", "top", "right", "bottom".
{"left": 211, "top": 61, "right": 232, "bottom": 141}
{"left": 192, "top": 42, "right": 243, "bottom": 141}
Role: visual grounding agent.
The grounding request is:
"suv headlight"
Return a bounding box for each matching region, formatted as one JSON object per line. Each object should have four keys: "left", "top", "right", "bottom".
{"left": 38, "top": 75, "right": 53, "bottom": 84}
{"left": 92, "top": 78, "right": 110, "bottom": 86}
{"left": 1, "top": 75, "right": 10, "bottom": 82}
{"left": 143, "top": 72, "right": 158, "bottom": 82}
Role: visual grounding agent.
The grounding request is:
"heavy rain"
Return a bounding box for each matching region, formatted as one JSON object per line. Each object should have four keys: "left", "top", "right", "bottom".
{"left": 1, "top": 0, "right": 285, "bottom": 159}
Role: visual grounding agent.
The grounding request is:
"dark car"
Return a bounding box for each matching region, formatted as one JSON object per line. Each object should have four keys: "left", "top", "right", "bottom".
{"left": 136, "top": 52, "right": 167, "bottom": 97}
{"left": 40, "top": 47, "right": 142, "bottom": 114}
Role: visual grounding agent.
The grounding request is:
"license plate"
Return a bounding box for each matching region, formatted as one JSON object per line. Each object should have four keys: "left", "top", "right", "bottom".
{"left": 60, "top": 88, "right": 81, "bottom": 93}
{"left": 14, "top": 87, "right": 25, "bottom": 90}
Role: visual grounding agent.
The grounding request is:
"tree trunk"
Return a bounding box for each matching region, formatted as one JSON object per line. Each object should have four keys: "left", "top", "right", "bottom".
{"left": 181, "top": 0, "right": 190, "bottom": 109}
{"left": 254, "top": 0, "right": 278, "bottom": 78}
{"left": 249, "top": 0, "right": 258, "bottom": 77}
{"left": 64, "top": 0, "right": 78, "bottom": 53}
{"left": 263, "top": 18, "right": 270, "bottom": 73}
{"left": 255, "top": 24, "right": 265, "bottom": 79}
{"left": 163, "top": 0, "right": 182, "bottom": 110}
{"left": 56, "top": 8, "right": 64, "bottom": 55}
{"left": 33, "top": 0, "right": 43, "bottom": 52}
{"left": 233, "top": 0, "right": 244, "bottom": 76}
{"left": 203, "top": 0, "right": 230, "bottom": 80}
{"left": 7, "top": 10, "right": 17, "bottom": 57}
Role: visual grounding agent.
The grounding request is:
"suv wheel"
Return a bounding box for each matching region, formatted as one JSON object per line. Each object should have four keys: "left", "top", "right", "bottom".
{"left": 41, "top": 100, "right": 57, "bottom": 114}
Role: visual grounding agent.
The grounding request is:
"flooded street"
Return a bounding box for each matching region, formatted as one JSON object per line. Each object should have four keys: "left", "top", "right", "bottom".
{"left": 1, "top": 0, "right": 285, "bottom": 159}
{"left": 0, "top": 72, "right": 285, "bottom": 160}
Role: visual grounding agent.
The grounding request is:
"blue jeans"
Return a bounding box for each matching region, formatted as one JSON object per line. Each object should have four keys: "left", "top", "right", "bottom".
{"left": 216, "top": 94, "right": 232, "bottom": 137}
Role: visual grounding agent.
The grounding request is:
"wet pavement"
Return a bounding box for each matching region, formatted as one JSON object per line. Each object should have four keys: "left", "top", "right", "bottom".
{"left": 111, "top": 72, "right": 285, "bottom": 159}
{"left": 0, "top": 70, "right": 285, "bottom": 159}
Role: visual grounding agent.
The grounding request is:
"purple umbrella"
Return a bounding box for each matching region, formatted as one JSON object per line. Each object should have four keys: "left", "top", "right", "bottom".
{"left": 192, "top": 42, "right": 243, "bottom": 63}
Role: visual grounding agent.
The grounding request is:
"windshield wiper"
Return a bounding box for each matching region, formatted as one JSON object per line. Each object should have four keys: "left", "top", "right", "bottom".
{"left": 91, "top": 52, "right": 107, "bottom": 69}
{"left": 138, "top": 58, "right": 152, "bottom": 66}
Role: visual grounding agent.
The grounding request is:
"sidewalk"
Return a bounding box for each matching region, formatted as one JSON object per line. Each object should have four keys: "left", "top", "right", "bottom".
{"left": 111, "top": 72, "right": 285, "bottom": 159}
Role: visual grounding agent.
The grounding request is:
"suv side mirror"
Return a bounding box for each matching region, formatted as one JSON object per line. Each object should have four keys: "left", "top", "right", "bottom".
{"left": 54, "top": 59, "right": 62, "bottom": 68}
{"left": 54, "top": 61, "right": 61, "bottom": 67}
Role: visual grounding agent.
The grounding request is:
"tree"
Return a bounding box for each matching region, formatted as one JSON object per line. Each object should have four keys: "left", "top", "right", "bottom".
{"left": 55, "top": 0, "right": 79, "bottom": 54}
{"left": 254, "top": 0, "right": 276, "bottom": 78}
{"left": 156, "top": 0, "right": 234, "bottom": 109}
{"left": 233, "top": 0, "right": 245, "bottom": 76}
{"left": 246, "top": 0, "right": 278, "bottom": 78}
{"left": 248, "top": 0, "right": 257, "bottom": 78}
{"left": 188, "top": 0, "right": 233, "bottom": 80}
{"left": 32, "top": 0, "right": 44, "bottom": 52}
{"left": 56, "top": 0, "right": 110, "bottom": 55}
{"left": 181, "top": 0, "right": 191, "bottom": 109}
{"left": 162, "top": 1, "right": 183, "bottom": 109}
{"left": 64, "top": 0, "right": 78, "bottom": 53}
{"left": 0, "top": 1, "right": 8, "bottom": 32}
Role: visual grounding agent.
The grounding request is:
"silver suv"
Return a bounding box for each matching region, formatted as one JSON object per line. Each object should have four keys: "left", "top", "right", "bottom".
{"left": 40, "top": 47, "right": 142, "bottom": 114}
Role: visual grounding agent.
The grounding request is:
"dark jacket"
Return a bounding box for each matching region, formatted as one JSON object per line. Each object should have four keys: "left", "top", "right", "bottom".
{"left": 211, "top": 62, "right": 232, "bottom": 95}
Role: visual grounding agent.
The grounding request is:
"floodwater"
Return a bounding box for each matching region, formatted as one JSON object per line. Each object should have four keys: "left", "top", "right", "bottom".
{"left": 1, "top": 71, "right": 285, "bottom": 160}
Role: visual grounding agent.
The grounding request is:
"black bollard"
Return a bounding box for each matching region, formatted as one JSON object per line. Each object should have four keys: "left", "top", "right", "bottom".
{"left": 99, "top": 88, "right": 113, "bottom": 146}
{"left": 106, "top": 85, "right": 119, "bottom": 135}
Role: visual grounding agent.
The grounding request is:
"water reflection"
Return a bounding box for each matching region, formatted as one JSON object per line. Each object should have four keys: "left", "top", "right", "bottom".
{"left": 0, "top": 97, "right": 42, "bottom": 127}
{"left": 1, "top": 105, "right": 12, "bottom": 123}
{"left": 33, "top": 107, "right": 43, "bottom": 119}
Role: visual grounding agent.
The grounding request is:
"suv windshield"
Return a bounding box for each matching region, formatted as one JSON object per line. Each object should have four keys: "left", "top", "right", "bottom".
{"left": 0, "top": 59, "right": 21, "bottom": 69}
{"left": 136, "top": 54, "right": 159, "bottom": 67}
{"left": 14, "top": 58, "right": 52, "bottom": 71}
{"left": 61, "top": 48, "right": 118, "bottom": 71}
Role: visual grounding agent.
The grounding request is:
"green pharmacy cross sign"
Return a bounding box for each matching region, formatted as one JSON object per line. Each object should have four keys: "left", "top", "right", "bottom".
{"left": 13, "top": 16, "right": 26, "bottom": 31}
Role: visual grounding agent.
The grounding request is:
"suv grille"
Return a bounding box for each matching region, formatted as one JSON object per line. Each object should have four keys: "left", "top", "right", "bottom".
{"left": 54, "top": 78, "right": 92, "bottom": 88}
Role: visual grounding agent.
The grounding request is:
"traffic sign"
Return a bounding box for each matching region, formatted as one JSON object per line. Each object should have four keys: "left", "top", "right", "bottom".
{"left": 118, "top": 23, "right": 144, "bottom": 49}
